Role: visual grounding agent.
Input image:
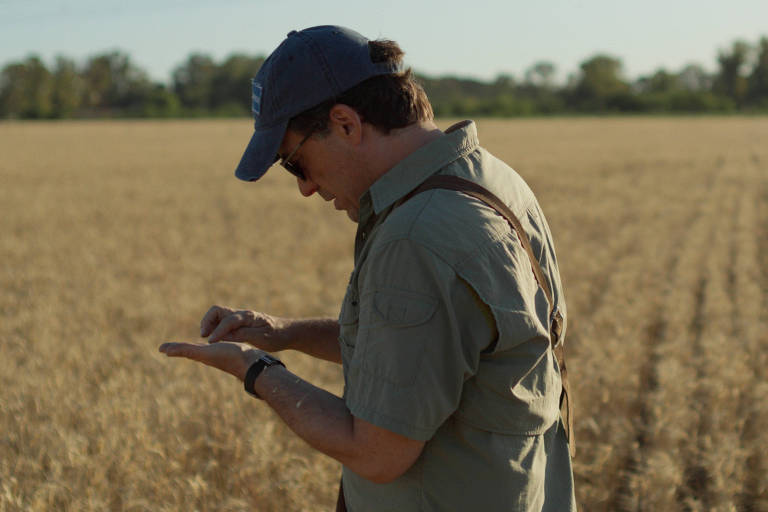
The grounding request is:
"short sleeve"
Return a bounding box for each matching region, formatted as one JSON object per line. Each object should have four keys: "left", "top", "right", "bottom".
{"left": 344, "top": 239, "right": 496, "bottom": 441}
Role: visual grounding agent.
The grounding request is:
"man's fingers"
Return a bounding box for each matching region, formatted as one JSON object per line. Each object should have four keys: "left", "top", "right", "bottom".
{"left": 159, "top": 341, "right": 259, "bottom": 380}
{"left": 159, "top": 342, "right": 203, "bottom": 360}
{"left": 200, "top": 305, "right": 232, "bottom": 337}
{"left": 207, "top": 311, "right": 251, "bottom": 343}
{"left": 200, "top": 307, "right": 274, "bottom": 344}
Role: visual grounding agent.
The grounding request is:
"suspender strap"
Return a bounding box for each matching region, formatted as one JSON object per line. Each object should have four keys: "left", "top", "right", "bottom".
{"left": 400, "top": 175, "right": 575, "bottom": 457}
{"left": 335, "top": 479, "right": 347, "bottom": 512}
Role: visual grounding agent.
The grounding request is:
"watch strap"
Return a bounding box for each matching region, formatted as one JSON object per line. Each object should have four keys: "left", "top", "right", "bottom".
{"left": 243, "top": 354, "right": 285, "bottom": 399}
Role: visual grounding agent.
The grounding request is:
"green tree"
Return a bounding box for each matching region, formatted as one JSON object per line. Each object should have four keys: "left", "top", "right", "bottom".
{"left": 81, "top": 51, "right": 152, "bottom": 114}
{"left": 524, "top": 61, "right": 556, "bottom": 90}
{"left": 635, "top": 69, "right": 680, "bottom": 94}
{"left": 25, "top": 56, "right": 53, "bottom": 117}
{"left": 81, "top": 54, "right": 111, "bottom": 109}
{"left": 747, "top": 37, "right": 768, "bottom": 106}
{"left": 678, "top": 64, "right": 712, "bottom": 91}
{"left": 519, "top": 63, "right": 565, "bottom": 114}
{"left": 571, "top": 55, "right": 631, "bottom": 110}
{"left": 138, "top": 84, "right": 181, "bottom": 117}
{"left": 51, "top": 56, "right": 84, "bottom": 118}
{"left": 172, "top": 53, "right": 216, "bottom": 111}
{"left": 633, "top": 69, "right": 680, "bottom": 111}
{"left": 210, "top": 54, "right": 265, "bottom": 115}
{"left": 713, "top": 40, "right": 750, "bottom": 106}
{"left": 418, "top": 74, "right": 498, "bottom": 116}
{"left": 0, "top": 62, "right": 26, "bottom": 117}
{"left": 0, "top": 56, "right": 53, "bottom": 118}
{"left": 491, "top": 73, "right": 516, "bottom": 94}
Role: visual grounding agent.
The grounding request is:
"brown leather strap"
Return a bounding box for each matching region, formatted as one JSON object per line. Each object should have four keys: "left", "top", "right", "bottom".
{"left": 335, "top": 478, "right": 347, "bottom": 512}
{"left": 400, "top": 175, "right": 575, "bottom": 457}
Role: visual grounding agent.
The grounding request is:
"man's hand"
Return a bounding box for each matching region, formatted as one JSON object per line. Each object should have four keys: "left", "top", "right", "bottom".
{"left": 199, "top": 306, "right": 343, "bottom": 363}
{"left": 158, "top": 341, "right": 264, "bottom": 381}
{"left": 200, "top": 305, "right": 288, "bottom": 351}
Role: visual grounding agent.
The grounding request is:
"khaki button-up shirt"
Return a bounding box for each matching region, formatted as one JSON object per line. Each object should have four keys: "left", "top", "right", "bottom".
{"left": 339, "top": 121, "right": 576, "bottom": 511}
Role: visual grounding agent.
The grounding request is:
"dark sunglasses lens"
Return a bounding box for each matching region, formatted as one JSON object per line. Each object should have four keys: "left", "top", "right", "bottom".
{"left": 282, "top": 161, "right": 305, "bottom": 180}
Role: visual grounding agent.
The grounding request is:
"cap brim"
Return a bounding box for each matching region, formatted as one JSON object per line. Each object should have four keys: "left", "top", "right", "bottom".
{"left": 234, "top": 118, "right": 289, "bottom": 181}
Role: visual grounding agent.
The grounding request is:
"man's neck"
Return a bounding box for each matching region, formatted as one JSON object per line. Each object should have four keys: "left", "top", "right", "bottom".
{"left": 364, "top": 120, "right": 443, "bottom": 184}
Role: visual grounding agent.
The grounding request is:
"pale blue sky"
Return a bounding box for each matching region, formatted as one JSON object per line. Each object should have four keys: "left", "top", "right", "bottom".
{"left": 1, "top": 0, "right": 766, "bottom": 84}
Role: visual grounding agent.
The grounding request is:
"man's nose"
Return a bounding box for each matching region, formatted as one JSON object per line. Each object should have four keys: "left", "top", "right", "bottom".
{"left": 297, "top": 176, "right": 318, "bottom": 197}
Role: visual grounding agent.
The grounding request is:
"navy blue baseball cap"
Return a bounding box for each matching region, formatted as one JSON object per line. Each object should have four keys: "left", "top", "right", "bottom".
{"left": 235, "top": 26, "right": 403, "bottom": 181}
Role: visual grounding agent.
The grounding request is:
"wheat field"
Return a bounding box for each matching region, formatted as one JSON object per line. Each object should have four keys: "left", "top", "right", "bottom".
{"left": 1, "top": 117, "right": 766, "bottom": 511}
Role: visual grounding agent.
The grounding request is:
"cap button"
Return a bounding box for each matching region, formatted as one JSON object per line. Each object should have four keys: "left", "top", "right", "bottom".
{"left": 287, "top": 30, "right": 298, "bottom": 37}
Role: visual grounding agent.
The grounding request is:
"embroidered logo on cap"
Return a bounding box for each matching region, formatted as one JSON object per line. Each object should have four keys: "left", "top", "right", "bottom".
{"left": 251, "top": 79, "right": 263, "bottom": 116}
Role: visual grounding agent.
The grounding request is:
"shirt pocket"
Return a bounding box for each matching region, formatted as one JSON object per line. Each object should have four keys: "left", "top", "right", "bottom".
{"left": 359, "top": 288, "right": 438, "bottom": 386}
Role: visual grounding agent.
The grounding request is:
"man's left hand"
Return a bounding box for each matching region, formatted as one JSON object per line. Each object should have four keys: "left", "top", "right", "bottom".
{"left": 158, "top": 341, "right": 264, "bottom": 381}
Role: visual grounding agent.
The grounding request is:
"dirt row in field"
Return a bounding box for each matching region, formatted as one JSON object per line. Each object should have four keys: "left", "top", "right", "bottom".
{"left": 562, "top": 135, "right": 768, "bottom": 511}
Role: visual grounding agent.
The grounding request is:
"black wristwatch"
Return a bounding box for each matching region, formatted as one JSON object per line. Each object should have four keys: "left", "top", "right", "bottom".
{"left": 243, "top": 354, "right": 285, "bottom": 399}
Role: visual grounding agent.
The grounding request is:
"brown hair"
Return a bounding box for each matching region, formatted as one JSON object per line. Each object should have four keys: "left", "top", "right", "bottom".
{"left": 288, "top": 39, "right": 434, "bottom": 136}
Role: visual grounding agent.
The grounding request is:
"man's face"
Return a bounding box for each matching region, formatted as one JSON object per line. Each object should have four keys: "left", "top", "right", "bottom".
{"left": 277, "top": 128, "right": 367, "bottom": 222}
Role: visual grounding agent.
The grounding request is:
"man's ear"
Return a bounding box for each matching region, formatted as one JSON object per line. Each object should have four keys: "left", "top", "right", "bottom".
{"left": 328, "top": 104, "right": 363, "bottom": 144}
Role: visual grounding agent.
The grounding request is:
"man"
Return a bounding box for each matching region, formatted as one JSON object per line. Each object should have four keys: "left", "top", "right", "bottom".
{"left": 159, "top": 25, "right": 575, "bottom": 511}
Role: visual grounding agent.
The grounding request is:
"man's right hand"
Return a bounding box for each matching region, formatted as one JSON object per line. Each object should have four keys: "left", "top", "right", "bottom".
{"left": 200, "top": 305, "right": 290, "bottom": 352}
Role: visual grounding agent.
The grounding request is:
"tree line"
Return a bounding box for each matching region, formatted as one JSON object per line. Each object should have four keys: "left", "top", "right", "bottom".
{"left": 1, "top": 36, "right": 767, "bottom": 119}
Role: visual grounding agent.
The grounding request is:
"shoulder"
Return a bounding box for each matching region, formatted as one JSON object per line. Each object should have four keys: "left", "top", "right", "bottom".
{"left": 370, "top": 147, "right": 537, "bottom": 268}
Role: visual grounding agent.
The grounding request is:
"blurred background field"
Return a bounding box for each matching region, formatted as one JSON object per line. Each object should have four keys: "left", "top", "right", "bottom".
{"left": 1, "top": 117, "right": 767, "bottom": 511}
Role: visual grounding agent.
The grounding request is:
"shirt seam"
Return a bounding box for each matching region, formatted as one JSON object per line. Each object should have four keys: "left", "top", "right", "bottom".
{"left": 368, "top": 182, "right": 530, "bottom": 268}
{"left": 364, "top": 213, "right": 520, "bottom": 280}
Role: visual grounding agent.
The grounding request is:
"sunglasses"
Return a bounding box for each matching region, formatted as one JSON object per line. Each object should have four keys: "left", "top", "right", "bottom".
{"left": 275, "top": 130, "right": 313, "bottom": 181}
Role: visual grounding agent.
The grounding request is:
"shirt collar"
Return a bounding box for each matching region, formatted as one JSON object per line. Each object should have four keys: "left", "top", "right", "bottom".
{"left": 366, "top": 120, "right": 480, "bottom": 215}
